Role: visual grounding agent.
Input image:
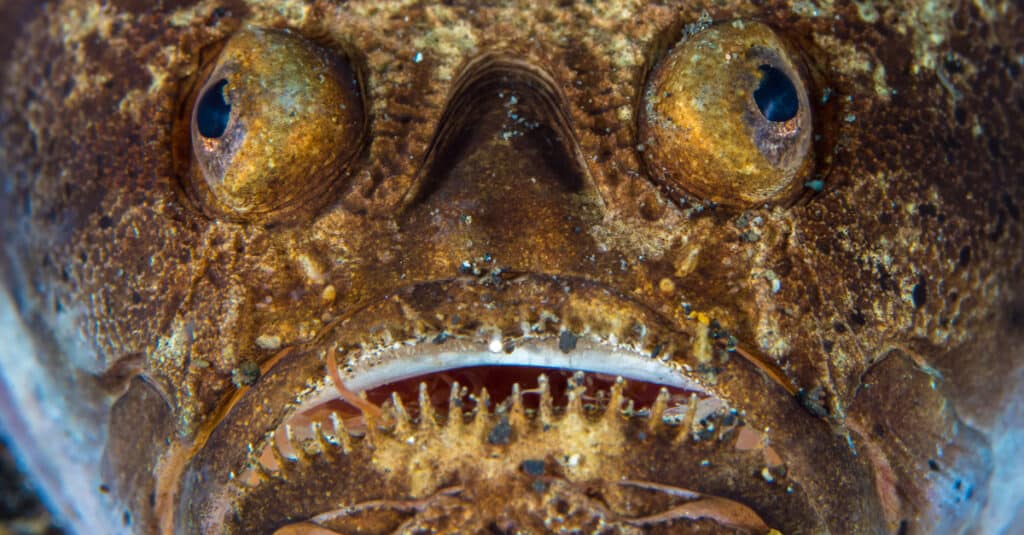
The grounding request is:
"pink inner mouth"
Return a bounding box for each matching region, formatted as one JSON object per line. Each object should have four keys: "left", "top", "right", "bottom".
{"left": 307, "top": 364, "right": 711, "bottom": 427}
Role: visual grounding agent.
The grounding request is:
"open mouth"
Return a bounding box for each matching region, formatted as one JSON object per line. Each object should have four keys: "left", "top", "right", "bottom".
{"left": 171, "top": 275, "right": 881, "bottom": 534}
{"left": 237, "top": 339, "right": 777, "bottom": 535}
{"left": 290, "top": 342, "right": 719, "bottom": 434}
{"left": 248, "top": 341, "right": 726, "bottom": 483}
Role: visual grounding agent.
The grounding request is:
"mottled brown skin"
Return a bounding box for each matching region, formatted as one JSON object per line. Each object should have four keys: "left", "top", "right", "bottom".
{"left": 0, "top": 1, "right": 1022, "bottom": 534}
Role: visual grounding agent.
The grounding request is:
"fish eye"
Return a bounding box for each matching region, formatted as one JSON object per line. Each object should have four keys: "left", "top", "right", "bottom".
{"left": 185, "top": 28, "right": 364, "bottom": 220}
{"left": 639, "top": 21, "right": 813, "bottom": 207}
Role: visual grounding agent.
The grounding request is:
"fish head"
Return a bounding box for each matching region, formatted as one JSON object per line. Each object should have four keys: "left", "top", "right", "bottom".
{"left": 0, "top": 2, "right": 1022, "bottom": 534}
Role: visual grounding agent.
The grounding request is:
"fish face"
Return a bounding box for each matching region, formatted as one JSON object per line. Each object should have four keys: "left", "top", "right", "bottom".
{"left": 0, "top": 2, "right": 1021, "bottom": 534}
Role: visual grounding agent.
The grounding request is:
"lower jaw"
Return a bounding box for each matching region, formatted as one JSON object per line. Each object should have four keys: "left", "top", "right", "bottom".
{"left": 229, "top": 347, "right": 796, "bottom": 534}
{"left": 269, "top": 380, "right": 774, "bottom": 534}
{"left": 170, "top": 276, "right": 885, "bottom": 534}
{"left": 176, "top": 341, "right": 819, "bottom": 535}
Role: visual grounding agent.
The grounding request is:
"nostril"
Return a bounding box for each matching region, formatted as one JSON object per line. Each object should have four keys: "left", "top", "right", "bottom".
{"left": 409, "top": 53, "right": 591, "bottom": 205}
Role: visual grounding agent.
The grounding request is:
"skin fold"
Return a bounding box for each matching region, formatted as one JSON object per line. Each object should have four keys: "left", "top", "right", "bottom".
{"left": 0, "top": 1, "right": 1021, "bottom": 533}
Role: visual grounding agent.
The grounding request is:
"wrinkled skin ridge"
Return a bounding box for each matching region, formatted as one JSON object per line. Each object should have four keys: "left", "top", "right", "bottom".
{"left": 0, "top": 1, "right": 1021, "bottom": 534}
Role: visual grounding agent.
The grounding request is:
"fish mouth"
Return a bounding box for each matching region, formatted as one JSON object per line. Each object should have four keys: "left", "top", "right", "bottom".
{"left": 290, "top": 341, "right": 719, "bottom": 439}
{"left": 172, "top": 274, "right": 884, "bottom": 534}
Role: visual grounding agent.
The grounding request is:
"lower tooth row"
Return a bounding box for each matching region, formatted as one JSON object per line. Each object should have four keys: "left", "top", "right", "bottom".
{"left": 322, "top": 374, "right": 721, "bottom": 432}
{"left": 360, "top": 378, "right": 725, "bottom": 441}
{"left": 239, "top": 374, "right": 736, "bottom": 485}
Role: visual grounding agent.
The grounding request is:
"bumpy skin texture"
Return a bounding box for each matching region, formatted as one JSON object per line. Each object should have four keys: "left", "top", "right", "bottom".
{"left": 0, "top": 1, "right": 1022, "bottom": 534}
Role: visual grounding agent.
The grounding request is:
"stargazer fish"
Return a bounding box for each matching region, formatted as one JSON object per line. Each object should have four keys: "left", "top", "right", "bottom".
{"left": 0, "top": 1, "right": 1022, "bottom": 534}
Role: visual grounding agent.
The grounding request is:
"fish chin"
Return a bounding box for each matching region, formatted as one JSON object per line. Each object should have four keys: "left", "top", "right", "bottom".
{"left": 167, "top": 275, "right": 886, "bottom": 534}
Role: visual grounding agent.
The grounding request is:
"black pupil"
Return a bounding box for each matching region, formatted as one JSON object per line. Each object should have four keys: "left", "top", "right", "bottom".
{"left": 197, "top": 79, "right": 231, "bottom": 138}
{"left": 753, "top": 65, "right": 798, "bottom": 122}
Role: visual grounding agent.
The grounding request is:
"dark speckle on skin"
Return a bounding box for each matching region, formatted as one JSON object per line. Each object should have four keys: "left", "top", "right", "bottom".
{"left": 521, "top": 459, "right": 545, "bottom": 476}
{"left": 487, "top": 415, "right": 513, "bottom": 445}
{"left": 558, "top": 330, "right": 577, "bottom": 353}
{"left": 912, "top": 277, "right": 927, "bottom": 309}
{"left": 917, "top": 203, "right": 938, "bottom": 217}
{"left": 959, "top": 245, "right": 971, "bottom": 268}
{"left": 432, "top": 331, "right": 451, "bottom": 344}
{"left": 796, "top": 387, "right": 829, "bottom": 418}
{"left": 230, "top": 360, "right": 260, "bottom": 387}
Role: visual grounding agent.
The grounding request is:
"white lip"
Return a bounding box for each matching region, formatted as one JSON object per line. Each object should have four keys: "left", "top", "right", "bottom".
{"left": 344, "top": 344, "right": 704, "bottom": 393}
{"left": 294, "top": 339, "right": 710, "bottom": 412}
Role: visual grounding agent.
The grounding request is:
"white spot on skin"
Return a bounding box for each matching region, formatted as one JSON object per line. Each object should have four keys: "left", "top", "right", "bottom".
{"left": 256, "top": 334, "right": 282, "bottom": 350}
{"left": 694, "top": 322, "right": 712, "bottom": 364}
{"left": 296, "top": 253, "right": 325, "bottom": 284}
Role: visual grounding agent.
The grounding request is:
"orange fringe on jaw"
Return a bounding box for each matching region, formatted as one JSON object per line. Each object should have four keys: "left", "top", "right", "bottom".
{"left": 325, "top": 346, "right": 382, "bottom": 419}
{"left": 723, "top": 341, "right": 799, "bottom": 396}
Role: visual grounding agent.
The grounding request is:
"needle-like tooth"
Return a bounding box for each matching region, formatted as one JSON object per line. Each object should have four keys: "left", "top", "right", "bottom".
{"left": 509, "top": 383, "right": 527, "bottom": 430}
{"left": 686, "top": 393, "right": 700, "bottom": 434}
{"left": 244, "top": 443, "right": 276, "bottom": 484}
{"left": 447, "top": 381, "right": 463, "bottom": 430}
{"left": 479, "top": 387, "right": 492, "bottom": 415}
{"left": 472, "top": 388, "right": 491, "bottom": 433}
{"left": 605, "top": 377, "right": 625, "bottom": 422}
{"left": 391, "top": 392, "right": 412, "bottom": 436}
{"left": 249, "top": 456, "right": 276, "bottom": 483}
{"left": 676, "top": 393, "right": 700, "bottom": 444}
{"left": 418, "top": 382, "right": 438, "bottom": 431}
{"left": 266, "top": 431, "right": 290, "bottom": 478}
{"left": 648, "top": 388, "right": 670, "bottom": 432}
{"left": 359, "top": 396, "right": 379, "bottom": 447}
{"left": 363, "top": 416, "right": 378, "bottom": 446}
{"left": 359, "top": 390, "right": 385, "bottom": 426}
{"left": 283, "top": 423, "right": 307, "bottom": 462}
{"left": 624, "top": 399, "right": 636, "bottom": 418}
{"left": 238, "top": 466, "right": 266, "bottom": 488}
{"left": 537, "top": 374, "right": 554, "bottom": 425}
{"left": 279, "top": 430, "right": 298, "bottom": 466}
{"left": 310, "top": 421, "right": 334, "bottom": 459}
{"left": 329, "top": 411, "right": 351, "bottom": 453}
{"left": 566, "top": 372, "right": 585, "bottom": 420}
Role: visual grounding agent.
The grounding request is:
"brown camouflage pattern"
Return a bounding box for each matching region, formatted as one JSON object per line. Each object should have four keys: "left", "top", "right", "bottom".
{"left": 0, "top": 1, "right": 1021, "bottom": 534}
